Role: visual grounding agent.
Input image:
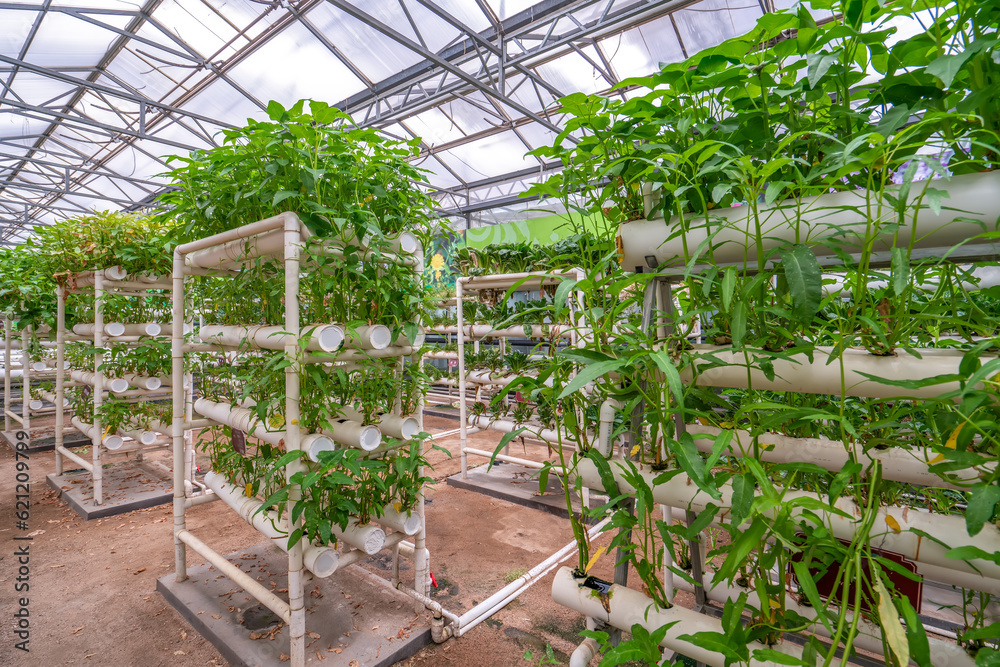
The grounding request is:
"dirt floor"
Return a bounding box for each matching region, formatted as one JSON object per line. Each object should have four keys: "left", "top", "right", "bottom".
{"left": 0, "top": 413, "right": 627, "bottom": 666}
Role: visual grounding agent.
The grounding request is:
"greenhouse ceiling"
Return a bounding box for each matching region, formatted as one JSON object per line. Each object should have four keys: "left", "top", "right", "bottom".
{"left": 0, "top": 0, "right": 793, "bottom": 245}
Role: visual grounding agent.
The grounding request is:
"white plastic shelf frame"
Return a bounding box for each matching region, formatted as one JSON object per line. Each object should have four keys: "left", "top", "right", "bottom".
{"left": 49, "top": 267, "right": 193, "bottom": 516}
{"left": 3, "top": 320, "right": 61, "bottom": 437}
{"left": 166, "top": 212, "right": 437, "bottom": 667}
{"left": 454, "top": 270, "right": 586, "bottom": 477}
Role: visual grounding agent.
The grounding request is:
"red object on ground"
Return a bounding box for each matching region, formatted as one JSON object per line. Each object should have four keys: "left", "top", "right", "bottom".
{"left": 430, "top": 572, "right": 438, "bottom": 588}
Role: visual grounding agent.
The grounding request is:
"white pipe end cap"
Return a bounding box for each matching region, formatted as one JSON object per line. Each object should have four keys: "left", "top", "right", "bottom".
{"left": 140, "top": 431, "right": 158, "bottom": 445}
{"left": 398, "top": 233, "right": 418, "bottom": 254}
{"left": 103, "top": 435, "right": 124, "bottom": 450}
{"left": 361, "top": 527, "right": 386, "bottom": 555}
{"left": 317, "top": 325, "right": 345, "bottom": 352}
{"left": 304, "top": 548, "right": 339, "bottom": 578}
{"left": 105, "top": 322, "right": 126, "bottom": 337}
{"left": 29, "top": 400, "right": 44, "bottom": 410}
{"left": 368, "top": 325, "right": 391, "bottom": 350}
{"left": 145, "top": 377, "right": 163, "bottom": 390}
{"left": 144, "top": 323, "right": 162, "bottom": 337}
{"left": 359, "top": 425, "right": 382, "bottom": 451}
{"left": 400, "top": 513, "right": 421, "bottom": 536}
{"left": 109, "top": 378, "right": 130, "bottom": 393}
{"left": 304, "top": 434, "right": 336, "bottom": 462}
{"left": 31, "top": 361, "right": 48, "bottom": 371}
{"left": 400, "top": 417, "right": 420, "bottom": 440}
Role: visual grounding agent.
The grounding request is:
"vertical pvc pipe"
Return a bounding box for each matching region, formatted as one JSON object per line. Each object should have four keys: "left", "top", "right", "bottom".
{"left": 92, "top": 274, "right": 104, "bottom": 505}
{"left": 55, "top": 286, "right": 65, "bottom": 475}
{"left": 4, "top": 318, "right": 11, "bottom": 431}
{"left": 172, "top": 251, "right": 187, "bottom": 582}
{"left": 283, "top": 214, "right": 306, "bottom": 666}
{"left": 21, "top": 326, "right": 29, "bottom": 432}
{"left": 457, "top": 278, "right": 468, "bottom": 478}
{"left": 661, "top": 504, "right": 674, "bottom": 604}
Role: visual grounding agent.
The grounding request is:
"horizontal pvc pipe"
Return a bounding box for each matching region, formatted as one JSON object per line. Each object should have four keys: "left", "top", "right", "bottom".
{"left": 685, "top": 345, "right": 989, "bottom": 399}
{"left": 185, "top": 227, "right": 285, "bottom": 269}
{"left": 204, "top": 471, "right": 339, "bottom": 578}
{"left": 458, "top": 270, "right": 582, "bottom": 291}
{"left": 552, "top": 567, "right": 805, "bottom": 667}
{"left": 622, "top": 170, "right": 1000, "bottom": 269}
{"left": 338, "top": 406, "right": 420, "bottom": 440}
{"left": 685, "top": 424, "right": 984, "bottom": 490}
{"left": 185, "top": 492, "right": 219, "bottom": 508}
{"left": 56, "top": 445, "right": 94, "bottom": 471}
{"left": 177, "top": 529, "right": 291, "bottom": 623}
{"left": 198, "top": 324, "right": 344, "bottom": 353}
{"left": 70, "top": 369, "right": 129, "bottom": 394}
{"left": 331, "top": 519, "right": 385, "bottom": 555}
{"left": 31, "top": 361, "right": 48, "bottom": 372}
{"left": 194, "top": 398, "right": 335, "bottom": 461}
{"left": 122, "top": 373, "right": 166, "bottom": 390}
{"left": 346, "top": 324, "right": 392, "bottom": 350}
{"left": 373, "top": 505, "right": 422, "bottom": 536}
{"left": 423, "top": 350, "right": 458, "bottom": 359}
{"left": 71, "top": 416, "right": 123, "bottom": 450}
{"left": 28, "top": 399, "right": 44, "bottom": 411}
{"left": 120, "top": 428, "right": 159, "bottom": 446}
{"left": 103, "top": 322, "right": 162, "bottom": 337}
{"left": 469, "top": 415, "right": 589, "bottom": 447}
{"left": 337, "top": 345, "right": 415, "bottom": 360}
{"left": 0, "top": 340, "right": 56, "bottom": 350}
{"left": 37, "top": 389, "right": 70, "bottom": 407}
{"left": 436, "top": 324, "right": 572, "bottom": 339}
{"left": 321, "top": 418, "right": 382, "bottom": 451}
{"left": 465, "top": 369, "right": 554, "bottom": 388}
{"left": 463, "top": 446, "right": 559, "bottom": 470}
{"left": 576, "top": 459, "right": 1000, "bottom": 590}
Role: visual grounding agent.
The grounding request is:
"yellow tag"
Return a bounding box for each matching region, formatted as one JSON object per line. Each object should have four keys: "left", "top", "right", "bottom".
{"left": 393, "top": 502, "right": 402, "bottom": 513}
{"left": 290, "top": 419, "right": 299, "bottom": 425}
{"left": 244, "top": 483, "right": 253, "bottom": 498}
{"left": 885, "top": 515, "right": 901, "bottom": 533}
{"left": 630, "top": 444, "right": 640, "bottom": 457}
{"left": 584, "top": 546, "right": 606, "bottom": 575}
{"left": 697, "top": 416, "right": 711, "bottom": 426}
{"left": 928, "top": 453, "right": 945, "bottom": 465}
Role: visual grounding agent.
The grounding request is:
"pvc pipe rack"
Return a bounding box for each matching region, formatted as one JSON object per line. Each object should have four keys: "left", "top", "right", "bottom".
{"left": 169, "top": 212, "right": 433, "bottom": 667}
{"left": 456, "top": 269, "right": 586, "bottom": 479}
{"left": 53, "top": 268, "right": 199, "bottom": 505}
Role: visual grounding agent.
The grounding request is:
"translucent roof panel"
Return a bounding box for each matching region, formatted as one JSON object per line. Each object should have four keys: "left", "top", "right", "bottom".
{"left": 1, "top": 0, "right": 779, "bottom": 237}
{"left": 227, "top": 21, "right": 368, "bottom": 106}
{"left": 25, "top": 11, "right": 132, "bottom": 68}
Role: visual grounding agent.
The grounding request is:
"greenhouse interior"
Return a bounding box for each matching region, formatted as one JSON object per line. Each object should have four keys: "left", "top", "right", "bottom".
{"left": 2, "top": 0, "right": 1000, "bottom": 665}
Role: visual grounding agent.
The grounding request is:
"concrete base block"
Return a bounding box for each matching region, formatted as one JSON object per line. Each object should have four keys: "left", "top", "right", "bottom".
{"left": 46, "top": 459, "right": 173, "bottom": 519}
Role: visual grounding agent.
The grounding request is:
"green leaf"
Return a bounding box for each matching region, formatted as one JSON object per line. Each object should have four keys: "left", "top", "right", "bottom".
{"left": 792, "top": 560, "right": 833, "bottom": 633}
{"left": 752, "top": 649, "right": 810, "bottom": 666}
{"left": 650, "top": 350, "right": 684, "bottom": 407}
{"left": 779, "top": 244, "right": 822, "bottom": 324}
{"left": 966, "top": 484, "right": 1000, "bottom": 536}
{"left": 926, "top": 51, "right": 974, "bottom": 88}
{"left": 557, "top": 358, "right": 627, "bottom": 399}
{"left": 730, "top": 473, "right": 754, "bottom": 527}
{"left": 764, "top": 181, "right": 790, "bottom": 205}
{"left": 806, "top": 52, "right": 838, "bottom": 87}
{"left": 897, "top": 595, "right": 932, "bottom": 667}
{"left": 721, "top": 267, "right": 736, "bottom": 312}
{"left": 488, "top": 427, "right": 525, "bottom": 469}
{"left": 272, "top": 190, "right": 298, "bottom": 207}
{"left": 715, "top": 517, "right": 766, "bottom": 581}
{"left": 731, "top": 300, "right": 747, "bottom": 346}
{"left": 890, "top": 247, "right": 909, "bottom": 297}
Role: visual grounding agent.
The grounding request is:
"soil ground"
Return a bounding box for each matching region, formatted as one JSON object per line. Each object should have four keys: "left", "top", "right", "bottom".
{"left": 0, "top": 415, "right": 627, "bottom": 666}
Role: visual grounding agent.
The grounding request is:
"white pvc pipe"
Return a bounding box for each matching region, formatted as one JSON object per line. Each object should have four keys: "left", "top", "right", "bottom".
{"left": 337, "top": 406, "right": 420, "bottom": 440}
{"left": 623, "top": 170, "right": 1000, "bottom": 269}
{"left": 374, "top": 505, "right": 422, "bottom": 536}
{"left": 70, "top": 369, "right": 130, "bottom": 394}
{"left": 436, "top": 324, "right": 572, "bottom": 339}
{"left": 185, "top": 228, "right": 285, "bottom": 269}
{"left": 552, "top": 567, "right": 805, "bottom": 666}
{"left": 103, "top": 322, "right": 162, "bottom": 337}
{"left": 194, "top": 398, "right": 335, "bottom": 461}
{"left": 71, "top": 416, "right": 124, "bottom": 450}
{"left": 204, "top": 471, "right": 339, "bottom": 578}
{"left": 121, "top": 428, "right": 159, "bottom": 446}
{"left": 597, "top": 398, "right": 623, "bottom": 457}
{"left": 685, "top": 345, "right": 988, "bottom": 399}
{"left": 198, "top": 324, "right": 344, "bottom": 353}
{"left": 37, "top": 389, "right": 70, "bottom": 407}
{"left": 576, "top": 459, "right": 1000, "bottom": 589}
{"left": 685, "top": 424, "right": 984, "bottom": 490}
{"left": 122, "top": 373, "right": 166, "bottom": 390}
{"left": 321, "top": 417, "right": 383, "bottom": 451}
{"left": 331, "top": 519, "right": 385, "bottom": 555}
{"left": 346, "top": 324, "right": 392, "bottom": 350}
{"left": 469, "top": 415, "right": 591, "bottom": 448}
